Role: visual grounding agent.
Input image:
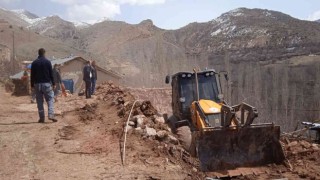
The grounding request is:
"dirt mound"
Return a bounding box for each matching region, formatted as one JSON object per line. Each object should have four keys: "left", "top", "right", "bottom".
{"left": 281, "top": 138, "right": 320, "bottom": 179}
{"left": 51, "top": 82, "right": 204, "bottom": 179}
{"left": 52, "top": 82, "right": 320, "bottom": 179}
{"left": 96, "top": 82, "right": 158, "bottom": 118}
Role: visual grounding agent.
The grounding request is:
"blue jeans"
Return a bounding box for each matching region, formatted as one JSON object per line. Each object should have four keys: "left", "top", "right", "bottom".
{"left": 91, "top": 78, "right": 96, "bottom": 95}
{"left": 34, "top": 83, "right": 54, "bottom": 120}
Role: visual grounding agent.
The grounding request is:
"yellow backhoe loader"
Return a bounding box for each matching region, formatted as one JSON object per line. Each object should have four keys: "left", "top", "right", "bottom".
{"left": 165, "top": 69, "right": 285, "bottom": 172}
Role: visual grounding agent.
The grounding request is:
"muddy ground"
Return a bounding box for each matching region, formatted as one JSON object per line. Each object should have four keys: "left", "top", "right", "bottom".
{"left": 0, "top": 83, "right": 319, "bottom": 180}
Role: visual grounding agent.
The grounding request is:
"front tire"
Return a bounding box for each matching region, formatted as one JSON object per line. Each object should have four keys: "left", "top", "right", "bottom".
{"left": 176, "top": 126, "right": 192, "bottom": 152}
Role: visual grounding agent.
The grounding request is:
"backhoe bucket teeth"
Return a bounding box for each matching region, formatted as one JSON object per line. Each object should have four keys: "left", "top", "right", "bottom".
{"left": 196, "top": 125, "right": 285, "bottom": 171}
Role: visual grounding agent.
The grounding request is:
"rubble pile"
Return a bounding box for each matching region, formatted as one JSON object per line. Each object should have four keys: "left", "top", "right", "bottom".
{"left": 73, "top": 81, "right": 320, "bottom": 179}
{"left": 95, "top": 82, "right": 201, "bottom": 177}
{"left": 97, "top": 82, "right": 171, "bottom": 139}
{"left": 280, "top": 137, "right": 320, "bottom": 179}
{"left": 96, "top": 82, "right": 156, "bottom": 117}
{"left": 95, "top": 82, "right": 182, "bottom": 146}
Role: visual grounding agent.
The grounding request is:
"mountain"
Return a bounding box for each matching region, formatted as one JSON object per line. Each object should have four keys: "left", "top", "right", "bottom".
{"left": 69, "top": 8, "right": 320, "bottom": 132}
{"left": 0, "top": 8, "right": 83, "bottom": 40}
{"left": 11, "top": 9, "right": 41, "bottom": 24}
{"left": 1, "top": 7, "right": 320, "bottom": 131}
{"left": 0, "top": 17, "right": 85, "bottom": 74}
{"left": 316, "top": 19, "right": 320, "bottom": 23}
{"left": 0, "top": 8, "right": 30, "bottom": 27}
{"left": 28, "top": 15, "right": 77, "bottom": 40}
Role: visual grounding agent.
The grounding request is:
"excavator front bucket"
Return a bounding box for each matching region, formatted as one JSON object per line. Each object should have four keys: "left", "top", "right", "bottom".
{"left": 196, "top": 124, "right": 285, "bottom": 171}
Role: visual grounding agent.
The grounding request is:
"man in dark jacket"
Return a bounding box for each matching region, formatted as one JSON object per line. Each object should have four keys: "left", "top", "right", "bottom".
{"left": 91, "top": 60, "right": 97, "bottom": 95}
{"left": 83, "top": 60, "right": 92, "bottom": 99}
{"left": 31, "top": 48, "right": 57, "bottom": 123}
{"left": 52, "top": 64, "right": 62, "bottom": 102}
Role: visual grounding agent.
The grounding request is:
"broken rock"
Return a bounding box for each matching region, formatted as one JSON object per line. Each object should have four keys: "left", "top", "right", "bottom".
{"left": 154, "top": 116, "right": 165, "bottom": 124}
{"left": 300, "top": 140, "right": 311, "bottom": 149}
{"left": 168, "top": 135, "right": 179, "bottom": 145}
{"left": 136, "top": 116, "right": 145, "bottom": 127}
{"left": 128, "top": 121, "right": 135, "bottom": 126}
{"left": 156, "top": 130, "right": 168, "bottom": 140}
{"left": 145, "top": 127, "right": 157, "bottom": 137}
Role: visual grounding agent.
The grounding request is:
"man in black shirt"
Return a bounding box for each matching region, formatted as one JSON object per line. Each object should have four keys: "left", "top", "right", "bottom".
{"left": 31, "top": 48, "right": 57, "bottom": 123}
{"left": 83, "top": 60, "right": 92, "bottom": 99}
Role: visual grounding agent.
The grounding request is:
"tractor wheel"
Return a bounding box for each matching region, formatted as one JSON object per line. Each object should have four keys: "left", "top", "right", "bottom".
{"left": 189, "top": 132, "right": 198, "bottom": 157}
{"left": 176, "top": 126, "right": 192, "bottom": 152}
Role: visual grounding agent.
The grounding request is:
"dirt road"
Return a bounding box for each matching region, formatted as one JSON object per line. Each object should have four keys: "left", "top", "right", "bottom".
{"left": 0, "top": 86, "right": 192, "bottom": 180}
{"left": 1, "top": 83, "right": 320, "bottom": 180}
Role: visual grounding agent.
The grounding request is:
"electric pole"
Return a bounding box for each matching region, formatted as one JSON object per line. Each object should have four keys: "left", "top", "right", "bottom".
{"left": 12, "top": 30, "right": 15, "bottom": 72}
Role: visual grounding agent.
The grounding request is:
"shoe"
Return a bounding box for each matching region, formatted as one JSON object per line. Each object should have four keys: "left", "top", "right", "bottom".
{"left": 38, "top": 119, "right": 45, "bottom": 123}
{"left": 48, "top": 117, "right": 58, "bottom": 122}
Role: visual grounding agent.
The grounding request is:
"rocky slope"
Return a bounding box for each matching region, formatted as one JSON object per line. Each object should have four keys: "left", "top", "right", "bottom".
{"left": 0, "top": 19, "right": 85, "bottom": 75}
{"left": 28, "top": 15, "right": 77, "bottom": 40}
{"left": 1, "top": 7, "right": 320, "bottom": 132}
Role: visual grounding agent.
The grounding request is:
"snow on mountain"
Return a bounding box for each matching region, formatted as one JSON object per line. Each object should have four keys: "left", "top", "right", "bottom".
{"left": 210, "top": 8, "right": 282, "bottom": 38}
{"left": 11, "top": 9, "right": 43, "bottom": 24}
{"left": 73, "top": 21, "right": 91, "bottom": 29}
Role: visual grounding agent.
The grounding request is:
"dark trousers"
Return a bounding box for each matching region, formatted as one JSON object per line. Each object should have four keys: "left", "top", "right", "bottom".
{"left": 91, "top": 78, "right": 96, "bottom": 95}
{"left": 85, "top": 80, "right": 92, "bottom": 99}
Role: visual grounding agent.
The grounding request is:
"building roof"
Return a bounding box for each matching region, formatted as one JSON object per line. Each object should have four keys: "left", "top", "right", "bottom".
{"left": 10, "top": 56, "right": 123, "bottom": 79}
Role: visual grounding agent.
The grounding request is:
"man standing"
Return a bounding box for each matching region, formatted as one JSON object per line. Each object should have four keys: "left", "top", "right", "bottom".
{"left": 91, "top": 60, "right": 97, "bottom": 95}
{"left": 31, "top": 48, "right": 57, "bottom": 123}
{"left": 52, "top": 64, "right": 62, "bottom": 102}
{"left": 83, "top": 60, "right": 92, "bottom": 99}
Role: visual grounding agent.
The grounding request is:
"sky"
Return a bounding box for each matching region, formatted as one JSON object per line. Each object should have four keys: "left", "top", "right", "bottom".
{"left": 0, "top": 0, "right": 320, "bottom": 29}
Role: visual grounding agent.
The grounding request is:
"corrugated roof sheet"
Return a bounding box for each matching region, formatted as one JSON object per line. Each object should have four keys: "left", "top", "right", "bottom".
{"left": 10, "top": 56, "right": 79, "bottom": 79}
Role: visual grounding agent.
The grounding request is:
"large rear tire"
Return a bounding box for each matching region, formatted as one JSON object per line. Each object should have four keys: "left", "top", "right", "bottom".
{"left": 176, "top": 126, "right": 192, "bottom": 151}
{"left": 189, "top": 132, "right": 198, "bottom": 157}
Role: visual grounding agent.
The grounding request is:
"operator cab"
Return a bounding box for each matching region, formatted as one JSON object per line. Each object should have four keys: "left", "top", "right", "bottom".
{"left": 166, "top": 69, "right": 223, "bottom": 121}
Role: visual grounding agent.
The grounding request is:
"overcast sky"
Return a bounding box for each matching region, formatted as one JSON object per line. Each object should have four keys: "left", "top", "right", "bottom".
{"left": 1, "top": 0, "right": 320, "bottom": 29}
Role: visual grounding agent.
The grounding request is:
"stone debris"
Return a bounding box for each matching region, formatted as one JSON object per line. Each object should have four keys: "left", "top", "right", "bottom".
{"left": 156, "top": 130, "right": 168, "bottom": 140}
{"left": 128, "top": 121, "right": 135, "bottom": 126}
{"left": 145, "top": 126, "right": 157, "bottom": 137}
{"left": 136, "top": 116, "right": 145, "bottom": 128}
{"left": 95, "top": 82, "right": 180, "bottom": 146}
{"left": 154, "top": 116, "right": 165, "bottom": 124}
{"left": 168, "top": 135, "right": 179, "bottom": 145}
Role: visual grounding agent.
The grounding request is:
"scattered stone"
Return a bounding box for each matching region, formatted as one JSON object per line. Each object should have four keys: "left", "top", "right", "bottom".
{"left": 154, "top": 116, "right": 165, "bottom": 124}
{"left": 168, "top": 135, "right": 179, "bottom": 145}
{"left": 55, "top": 110, "right": 62, "bottom": 116}
{"left": 128, "top": 121, "right": 135, "bottom": 126}
{"left": 192, "top": 167, "right": 197, "bottom": 172}
{"left": 156, "top": 130, "right": 168, "bottom": 140}
{"left": 135, "top": 127, "right": 142, "bottom": 132}
{"left": 300, "top": 140, "right": 311, "bottom": 149}
{"left": 137, "top": 117, "right": 145, "bottom": 127}
{"left": 145, "top": 126, "right": 157, "bottom": 137}
{"left": 287, "top": 141, "right": 298, "bottom": 147}
{"left": 311, "top": 144, "right": 319, "bottom": 150}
